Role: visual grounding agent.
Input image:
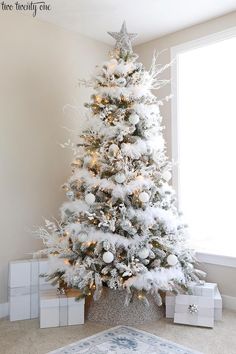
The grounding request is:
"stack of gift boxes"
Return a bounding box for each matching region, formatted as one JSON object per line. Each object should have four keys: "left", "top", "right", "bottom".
{"left": 165, "top": 282, "right": 222, "bottom": 328}
{"left": 8, "top": 259, "right": 85, "bottom": 328}
{"left": 9, "top": 259, "right": 222, "bottom": 329}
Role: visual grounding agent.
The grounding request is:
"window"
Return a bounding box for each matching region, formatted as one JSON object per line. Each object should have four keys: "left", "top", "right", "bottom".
{"left": 171, "top": 29, "right": 236, "bottom": 259}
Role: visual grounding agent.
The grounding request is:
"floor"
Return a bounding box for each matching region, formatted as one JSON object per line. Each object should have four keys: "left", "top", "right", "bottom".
{"left": 0, "top": 310, "right": 235, "bottom": 354}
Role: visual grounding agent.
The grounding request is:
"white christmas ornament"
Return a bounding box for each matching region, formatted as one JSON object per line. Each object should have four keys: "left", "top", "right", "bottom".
{"left": 163, "top": 170, "right": 172, "bottom": 182}
{"left": 139, "top": 192, "right": 150, "bottom": 203}
{"left": 103, "top": 240, "right": 111, "bottom": 251}
{"left": 79, "top": 232, "right": 88, "bottom": 242}
{"left": 138, "top": 248, "right": 149, "bottom": 259}
{"left": 128, "top": 113, "right": 140, "bottom": 125}
{"left": 103, "top": 251, "right": 114, "bottom": 263}
{"left": 109, "top": 144, "right": 119, "bottom": 155}
{"left": 115, "top": 173, "right": 126, "bottom": 184}
{"left": 66, "top": 191, "right": 74, "bottom": 200}
{"left": 167, "top": 254, "right": 178, "bottom": 266}
{"left": 117, "top": 77, "right": 126, "bottom": 87}
{"left": 85, "top": 193, "right": 96, "bottom": 205}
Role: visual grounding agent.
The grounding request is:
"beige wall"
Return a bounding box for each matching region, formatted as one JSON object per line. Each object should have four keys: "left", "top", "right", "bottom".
{"left": 0, "top": 12, "right": 110, "bottom": 304}
{"left": 135, "top": 11, "right": 236, "bottom": 298}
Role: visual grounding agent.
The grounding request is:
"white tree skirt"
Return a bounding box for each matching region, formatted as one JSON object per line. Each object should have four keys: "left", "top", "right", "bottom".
{"left": 87, "top": 288, "right": 164, "bottom": 325}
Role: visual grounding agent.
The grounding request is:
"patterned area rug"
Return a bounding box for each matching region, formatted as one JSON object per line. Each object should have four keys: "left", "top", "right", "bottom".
{"left": 47, "top": 325, "right": 202, "bottom": 354}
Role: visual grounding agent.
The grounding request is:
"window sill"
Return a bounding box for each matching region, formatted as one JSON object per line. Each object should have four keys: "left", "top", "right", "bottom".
{"left": 195, "top": 251, "right": 236, "bottom": 268}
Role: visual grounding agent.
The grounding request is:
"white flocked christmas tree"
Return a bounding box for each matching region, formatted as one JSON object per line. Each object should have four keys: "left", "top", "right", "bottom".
{"left": 37, "top": 22, "right": 203, "bottom": 306}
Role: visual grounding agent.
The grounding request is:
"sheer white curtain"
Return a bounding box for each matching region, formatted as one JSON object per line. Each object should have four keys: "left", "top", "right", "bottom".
{"left": 177, "top": 36, "right": 236, "bottom": 257}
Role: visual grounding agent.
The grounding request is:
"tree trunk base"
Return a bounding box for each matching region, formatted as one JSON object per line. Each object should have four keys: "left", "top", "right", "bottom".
{"left": 86, "top": 287, "right": 164, "bottom": 326}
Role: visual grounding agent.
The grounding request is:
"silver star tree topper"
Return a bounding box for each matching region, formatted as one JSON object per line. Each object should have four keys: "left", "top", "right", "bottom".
{"left": 108, "top": 21, "right": 138, "bottom": 52}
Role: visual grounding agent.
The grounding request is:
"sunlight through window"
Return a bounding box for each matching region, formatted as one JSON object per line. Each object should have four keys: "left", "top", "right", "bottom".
{"left": 177, "top": 35, "right": 236, "bottom": 257}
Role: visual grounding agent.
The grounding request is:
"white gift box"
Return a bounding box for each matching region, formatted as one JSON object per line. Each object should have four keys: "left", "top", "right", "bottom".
{"left": 165, "top": 293, "right": 175, "bottom": 318}
{"left": 40, "top": 289, "right": 85, "bottom": 328}
{"left": 165, "top": 283, "right": 222, "bottom": 321}
{"left": 174, "top": 295, "right": 214, "bottom": 328}
{"left": 214, "top": 288, "right": 222, "bottom": 321}
{"left": 9, "top": 258, "right": 54, "bottom": 321}
{"left": 189, "top": 282, "right": 217, "bottom": 297}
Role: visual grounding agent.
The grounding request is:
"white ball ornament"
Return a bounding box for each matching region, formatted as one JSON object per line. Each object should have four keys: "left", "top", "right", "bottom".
{"left": 103, "top": 251, "right": 114, "bottom": 264}
{"left": 117, "top": 77, "right": 126, "bottom": 87}
{"left": 109, "top": 144, "right": 119, "bottom": 156}
{"left": 115, "top": 173, "right": 126, "bottom": 184}
{"left": 163, "top": 170, "right": 172, "bottom": 182}
{"left": 66, "top": 191, "right": 74, "bottom": 200}
{"left": 85, "top": 193, "right": 96, "bottom": 205}
{"left": 167, "top": 254, "right": 178, "bottom": 266}
{"left": 138, "top": 248, "right": 149, "bottom": 259}
{"left": 139, "top": 192, "right": 150, "bottom": 203}
{"left": 79, "top": 232, "right": 88, "bottom": 243}
{"left": 128, "top": 113, "right": 140, "bottom": 125}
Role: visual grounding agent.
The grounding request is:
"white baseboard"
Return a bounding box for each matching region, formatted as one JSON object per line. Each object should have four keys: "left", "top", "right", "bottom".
{"left": 222, "top": 295, "right": 236, "bottom": 311}
{"left": 0, "top": 302, "right": 9, "bottom": 319}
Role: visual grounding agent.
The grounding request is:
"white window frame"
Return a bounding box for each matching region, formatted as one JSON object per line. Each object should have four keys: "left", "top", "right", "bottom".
{"left": 171, "top": 27, "right": 236, "bottom": 268}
